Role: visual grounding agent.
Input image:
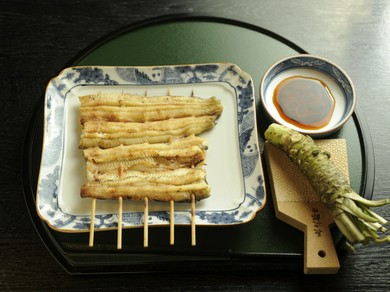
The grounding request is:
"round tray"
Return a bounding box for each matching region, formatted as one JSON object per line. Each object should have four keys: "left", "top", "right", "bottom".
{"left": 22, "top": 14, "right": 374, "bottom": 274}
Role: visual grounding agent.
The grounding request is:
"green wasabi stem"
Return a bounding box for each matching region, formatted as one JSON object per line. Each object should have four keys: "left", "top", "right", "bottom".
{"left": 265, "top": 123, "right": 390, "bottom": 250}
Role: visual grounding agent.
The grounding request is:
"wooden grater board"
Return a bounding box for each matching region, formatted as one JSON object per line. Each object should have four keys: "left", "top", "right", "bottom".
{"left": 264, "top": 139, "right": 350, "bottom": 274}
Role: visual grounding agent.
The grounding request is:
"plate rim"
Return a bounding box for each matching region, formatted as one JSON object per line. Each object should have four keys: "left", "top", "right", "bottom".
{"left": 35, "top": 62, "right": 267, "bottom": 232}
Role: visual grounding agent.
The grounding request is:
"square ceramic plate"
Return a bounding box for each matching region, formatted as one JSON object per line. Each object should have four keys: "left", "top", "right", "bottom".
{"left": 36, "top": 63, "right": 266, "bottom": 232}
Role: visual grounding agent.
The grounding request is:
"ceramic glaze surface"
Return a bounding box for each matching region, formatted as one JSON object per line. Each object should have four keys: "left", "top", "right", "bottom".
{"left": 37, "top": 63, "right": 266, "bottom": 231}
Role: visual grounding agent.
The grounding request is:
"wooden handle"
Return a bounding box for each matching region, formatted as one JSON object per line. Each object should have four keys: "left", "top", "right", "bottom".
{"left": 304, "top": 204, "right": 340, "bottom": 274}
{"left": 275, "top": 202, "right": 340, "bottom": 274}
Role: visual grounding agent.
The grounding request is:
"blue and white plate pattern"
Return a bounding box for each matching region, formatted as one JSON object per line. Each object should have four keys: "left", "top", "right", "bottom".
{"left": 37, "top": 63, "right": 266, "bottom": 232}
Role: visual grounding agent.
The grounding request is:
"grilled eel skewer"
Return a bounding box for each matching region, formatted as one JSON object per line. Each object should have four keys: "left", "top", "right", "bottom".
{"left": 79, "top": 116, "right": 217, "bottom": 149}
{"left": 79, "top": 94, "right": 223, "bottom": 124}
{"left": 79, "top": 94, "right": 222, "bottom": 203}
{"left": 81, "top": 168, "right": 210, "bottom": 202}
{"left": 81, "top": 137, "right": 209, "bottom": 202}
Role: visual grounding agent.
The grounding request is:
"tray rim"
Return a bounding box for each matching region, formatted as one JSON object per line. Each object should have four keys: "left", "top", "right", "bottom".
{"left": 21, "top": 13, "right": 375, "bottom": 275}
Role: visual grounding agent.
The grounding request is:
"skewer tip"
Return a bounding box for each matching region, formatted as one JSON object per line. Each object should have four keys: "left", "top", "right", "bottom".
{"left": 170, "top": 199, "right": 174, "bottom": 245}
{"left": 117, "top": 197, "right": 123, "bottom": 250}
{"left": 89, "top": 198, "right": 97, "bottom": 247}
{"left": 191, "top": 194, "right": 196, "bottom": 246}
{"left": 144, "top": 197, "right": 149, "bottom": 248}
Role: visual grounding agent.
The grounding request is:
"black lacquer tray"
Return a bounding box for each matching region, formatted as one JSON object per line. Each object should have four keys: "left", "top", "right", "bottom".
{"left": 22, "top": 14, "right": 374, "bottom": 274}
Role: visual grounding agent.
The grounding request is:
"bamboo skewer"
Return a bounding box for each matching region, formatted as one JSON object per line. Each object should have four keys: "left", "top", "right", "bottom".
{"left": 170, "top": 200, "right": 174, "bottom": 245}
{"left": 191, "top": 194, "right": 196, "bottom": 246}
{"left": 116, "top": 162, "right": 124, "bottom": 250}
{"left": 84, "top": 88, "right": 212, "bottom": 249}
{"left": 117, "top": 196, "right": 123, "bottom": 249}
{"left": 89, "top": 198, "right": 96, "bottom": 247}
{"left": 167, "top": 88, "right": 174, "bottom": 246}
{"left": 144, "top": 197, "right": 149, "bottom": 248}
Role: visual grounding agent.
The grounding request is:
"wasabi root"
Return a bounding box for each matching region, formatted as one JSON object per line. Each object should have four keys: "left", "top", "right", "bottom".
{"left": 265, "top": 123, "right": 390, "bottom": 250}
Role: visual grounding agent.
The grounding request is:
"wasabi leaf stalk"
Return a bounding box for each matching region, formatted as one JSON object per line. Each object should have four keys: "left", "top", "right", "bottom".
{"left": 265, "top": 123, "right": 390, "bottom": 250}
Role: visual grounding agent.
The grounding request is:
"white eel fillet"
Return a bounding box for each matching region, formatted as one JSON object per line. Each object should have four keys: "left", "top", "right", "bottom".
{"left": 79, "top": 116, "right": 216, "bottom": 149}
{"left": 81, "top": 168, "right": 210, "bottom": 202}
{"left": 79, "top": 94, "right": 223, "bottom": 124}
{"left": 79, "top": 93, "right": 222, "bottom": 203}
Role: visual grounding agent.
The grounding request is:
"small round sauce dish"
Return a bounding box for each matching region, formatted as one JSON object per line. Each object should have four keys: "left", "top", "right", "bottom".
{"left": 260, "top": 54, "right": 356, "bottom": 137}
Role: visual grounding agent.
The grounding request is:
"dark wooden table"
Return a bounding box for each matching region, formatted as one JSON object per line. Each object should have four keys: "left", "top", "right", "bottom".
{"left": 2, "top": 0, "right": 389, "bottom": 290}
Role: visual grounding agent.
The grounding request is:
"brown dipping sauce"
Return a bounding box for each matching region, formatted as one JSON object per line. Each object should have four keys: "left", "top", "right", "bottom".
{"left": 273, "top": 76, "right": 335, "bottom": 129}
